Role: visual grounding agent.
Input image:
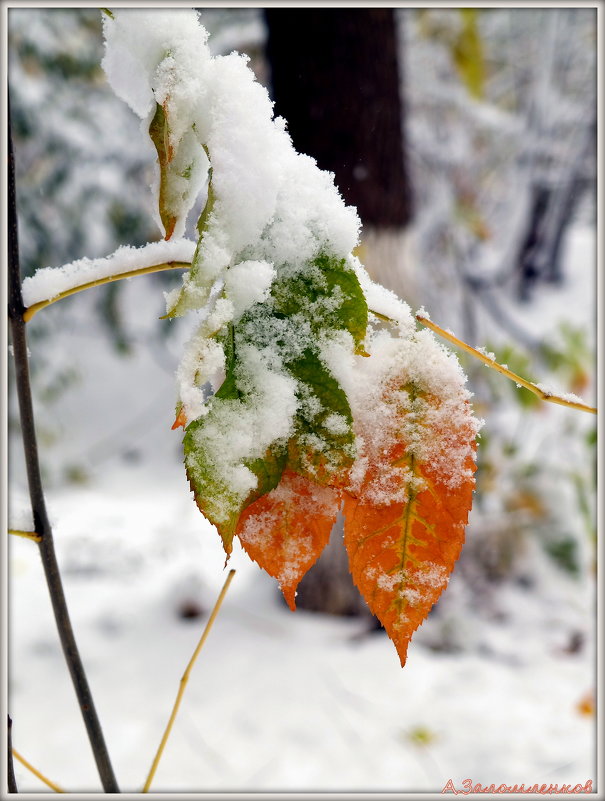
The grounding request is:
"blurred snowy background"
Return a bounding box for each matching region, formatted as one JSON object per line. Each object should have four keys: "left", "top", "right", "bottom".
{"left": 6, "top": 7, "right": 598, "bottom": 794}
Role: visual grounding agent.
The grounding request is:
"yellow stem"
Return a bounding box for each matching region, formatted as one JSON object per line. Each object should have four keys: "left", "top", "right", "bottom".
{"left": 12, "top": 748, "right": 65, "bottom": 793}
{"left": 8, "top": 528, "right": 42, "bottom": 542}
{"left": 23, "top": 261, "right": 191, "bottom": 322}
{"left": 415, "top": 313, "right": 597, "bottom": 415}
{"left": 141, "top": 569, "right": 236, "bottom": 793}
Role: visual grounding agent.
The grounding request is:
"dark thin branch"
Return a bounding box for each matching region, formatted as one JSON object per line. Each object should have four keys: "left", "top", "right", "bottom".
{"left": 7, "top": 716, "right": 18, "bottom": 793}
{"left": 8, "top": 100, "right": 120, "bottom": 794}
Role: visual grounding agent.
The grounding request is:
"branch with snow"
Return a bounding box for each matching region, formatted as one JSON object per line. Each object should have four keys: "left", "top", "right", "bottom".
{"left": 21, "top": 239, "right": 195, "bottom": 320}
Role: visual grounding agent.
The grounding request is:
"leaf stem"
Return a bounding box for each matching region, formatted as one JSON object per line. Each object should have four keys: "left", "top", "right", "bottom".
{"left": 415, "top": 313, "right": 597, "bottom": 415}
{"left": 23, "top": 261, "right": 191, "bottom": 322}
{"left": 141, "top": 569, "right": 236, "bottom": 793}
{"left": 8, "top": 529, "right": 42, "bottom": 543}
{"left": 8, "top": 103, "right": 120, "bottom": 793}
{"left": 12, "top": 748, "right": 65, "bottom": 793}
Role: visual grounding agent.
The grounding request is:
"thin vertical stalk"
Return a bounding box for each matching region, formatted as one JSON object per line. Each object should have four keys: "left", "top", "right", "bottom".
{"left": 7, "top": 716, "right": 18, "bottom": 793}
{"left": 7, "top": 104, "right": 120, "bottom": 793}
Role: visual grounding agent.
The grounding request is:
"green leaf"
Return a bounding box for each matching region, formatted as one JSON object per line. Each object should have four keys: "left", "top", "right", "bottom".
{"left": 184, "top": 411, "right": 241, "bottom": 553}
{"left": 271, "top": 253, "right": 368, "bottom": 352}
{"left": 244, "top": 445, "right": 288, "bottom": 507}
{"left": 214, "top": 324, "right": 239, "bottom": 400}
{"left": 183, "top": 322, "right": 288, "bottom": 552}
{"left": 452, "top": 9, "right": 485, "bottom": 100}
{"left": 287, "top": 349, "right": 356, "bottom": 486}
{"left": 196, "top": 152, "right": 215, "bottom": 237}
{"left": 544, "top": 537, "right": 580, "bottom": 577}
{"left": 184, "top": 406, "right": 287, "bottom": 553}
{"left": 183, "top": 251, "right": 365, "bottom": 542}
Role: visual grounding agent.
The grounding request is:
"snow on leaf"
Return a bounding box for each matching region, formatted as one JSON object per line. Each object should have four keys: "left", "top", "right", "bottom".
{"left": 236, "top": 470, "right": 341, "bottom": 610}
{"left": 184, "top": 412, "right": 288, "bottom": 555}
{"left": 271, "top": 253, "right": 368, "bottom": 353}
{"left": 148, "top": 96, "right": 210, "bottom": 245}
{"left": 344, "top": 380, "right": 478, "bottom": 667}
{"left": 165, "top": 158, "right": 216, "bottom": 318}
{"left": 184, "top": 413, "right": 246, "bottom": 554}
{"left": 182, "top": 324, "right": 298, "bottom": 553}
{"left": 213, "top": 323, "right": 238, "bottom": 401}
{"left": 287, "top": 350, "right": 356, "bottom": 487}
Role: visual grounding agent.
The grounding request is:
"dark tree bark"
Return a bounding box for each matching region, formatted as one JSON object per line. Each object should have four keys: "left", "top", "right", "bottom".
{"left": 264, "top": 9, "right": 411, "bottom": 621}
{"left": 264, "top": 8, "right": 412, "bottom": 229}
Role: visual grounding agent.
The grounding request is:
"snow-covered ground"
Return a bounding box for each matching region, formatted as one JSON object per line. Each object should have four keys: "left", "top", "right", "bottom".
{"left": 6, "top": 222, "right": 597, "bottom": 795}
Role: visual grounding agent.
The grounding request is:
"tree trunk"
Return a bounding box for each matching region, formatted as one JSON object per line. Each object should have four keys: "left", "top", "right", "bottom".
{"left": 264, "top": 9, "right": 412, "bottom": 619}
{"left": 264, "top": 8, "right": 412, "bottom": 230}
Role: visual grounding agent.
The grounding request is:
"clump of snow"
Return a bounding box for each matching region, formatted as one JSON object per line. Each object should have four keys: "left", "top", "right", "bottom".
{"left": 176, "top": 329, "right": 226, "bottom": 423}
{"left": 223, "top": 260, "right": 275, "bottom": 321}
{"left": 102, "top": 9, "right": 213, "bottom": 238}
{"left": 8, "top": 503, "right": 35, "bottom": 534}
{"left": 103, "top": 9, "right": 359, "bottom": 316}
{"left": 534, "top": 383, "right": 586, "bottom": 405}
{"left": 22, "top": 239, "right": 195, "bottom": 308}
{"left": 352, "top": 257, "right": 416, "bottom": 336}
{"left": 476, "top": 345, "right": 496, "bottom": 361}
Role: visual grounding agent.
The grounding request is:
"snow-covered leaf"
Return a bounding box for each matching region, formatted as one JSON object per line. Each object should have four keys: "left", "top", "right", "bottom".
{"left": 165, "top": 159, "right": 216, "bottom": 317}
{"left": 271, "top": 253, "right": 368, "bottom": 353}
{"left": 344, "top": 379, "right": 478, "bottom": 667}
{"left": 287, "top": 350, "right": 355, "bottom": 487}
{"left": 237, "top": 470, "right": 340, "bottom": 609}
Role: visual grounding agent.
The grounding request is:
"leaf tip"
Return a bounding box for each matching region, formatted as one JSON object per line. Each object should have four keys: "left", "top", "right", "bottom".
{"left": 172, "top": 407, "right": 188, "bottom": 430}
{"left": 281, "top": 584, "right": 297, "bottom": 612}
{"left": 397, "top": 644, "right": 410, "bottom": 669}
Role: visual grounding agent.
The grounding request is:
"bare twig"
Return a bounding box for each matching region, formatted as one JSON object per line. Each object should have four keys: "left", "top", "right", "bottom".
{"left": 142, "top": 569, "right": 236, "bottom": 792}
{"left": 7, "top": 717, "right": 18, "bottom": 793}
{"left": 11, "top": 748, "right": 65, "bottom": 793}
{"left": 415, "top": 312, "right": 597, "bottom": 415}
{"left": 8, "top": 102, "right": 120, "bottom": 793}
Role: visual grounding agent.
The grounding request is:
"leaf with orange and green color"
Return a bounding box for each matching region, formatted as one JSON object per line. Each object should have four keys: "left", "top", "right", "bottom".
{"left": 184, "top": 412, "right": 287, "bottom": 556}
{"left": 236, "top": 469, "right": 341, "bottom": 610}
{"left": 344, "top": 378, "right": 478, "bottom": 667}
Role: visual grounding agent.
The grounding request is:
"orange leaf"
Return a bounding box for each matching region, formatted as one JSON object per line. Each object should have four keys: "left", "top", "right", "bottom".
{"left": 576, "top": 690, "right": 594, "bottom": 717}
{"left": 172, "top": 407, "right": 188, "bottom": 430}
{"left": 236, "top": 469, "right": 341, "bottom": 610}
{"left": 344, "top": 385, "right": 478, "bottom": 667}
